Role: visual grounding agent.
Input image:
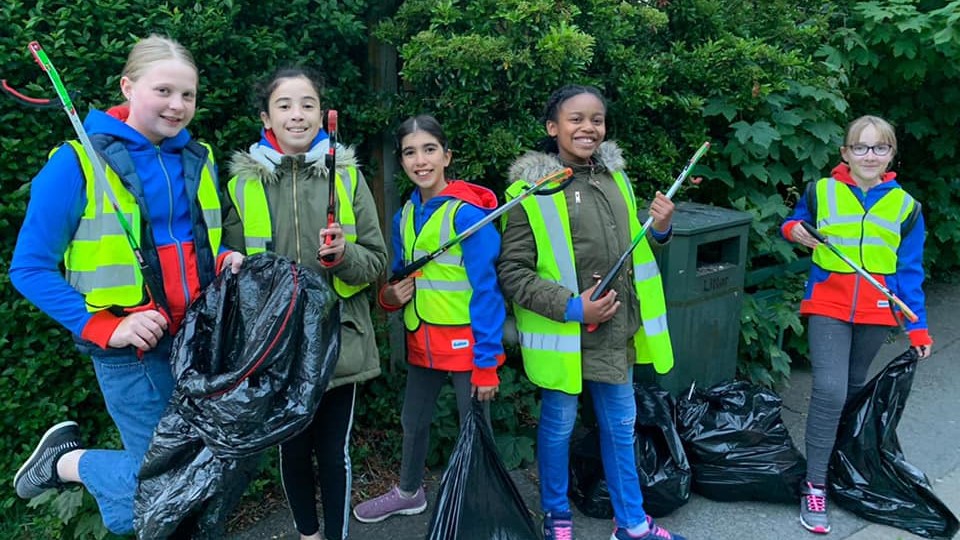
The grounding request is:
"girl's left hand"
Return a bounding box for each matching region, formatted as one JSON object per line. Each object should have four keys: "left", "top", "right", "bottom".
{"left": 649, "top": 191, "right": 675, "bottom": 233}
{"left": 915, "top": 344, "right": 932, "bottom": 359}
{"left": 221, "top": 251, "right": 245, "bottom": 274}
{"left": 473, "top": 384, "right": 499, "bottom": 401}
{"left": 317, "top": 223, "right": 346, "bottom": 263}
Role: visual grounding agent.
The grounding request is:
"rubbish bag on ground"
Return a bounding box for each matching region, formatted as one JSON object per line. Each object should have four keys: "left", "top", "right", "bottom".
{"left": 426, "top": 399, "right": 539, "bottom": 540}
{"left": 676, "top": 380, "right": 805, "bottom": 503}
{"left": 570, "top": 384, "right": 691, "bottom": 518}
{"left": 829, "top": 348, "right": 960, "bottom": 539}
{"left": 135, "top": 252, "right": 340, "bottom": 539}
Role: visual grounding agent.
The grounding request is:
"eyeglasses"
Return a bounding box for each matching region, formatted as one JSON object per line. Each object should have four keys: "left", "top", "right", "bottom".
{"left": 845, "top": 143, "right": 893, "bottom": 157}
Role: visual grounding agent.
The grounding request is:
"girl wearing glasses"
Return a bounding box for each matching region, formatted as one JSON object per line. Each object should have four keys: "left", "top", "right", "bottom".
{"left": 781, "top": 114, "right": 932, "bottom": 535}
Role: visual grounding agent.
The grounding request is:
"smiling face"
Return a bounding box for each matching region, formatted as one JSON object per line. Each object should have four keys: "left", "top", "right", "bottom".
{"left": 260, "top": 76, "right": 322, "bottom": 155}
{"left": 121, "top": 58, "right": 197, "bottom": 144}
{"left": 546, "top": 92, "right": 606, "bottom": 164}
{"left": 400, "top": 130, "right": 451, "bottom": 201}
{"left": 840, "top": 123, "right": 896, "bottom": 187}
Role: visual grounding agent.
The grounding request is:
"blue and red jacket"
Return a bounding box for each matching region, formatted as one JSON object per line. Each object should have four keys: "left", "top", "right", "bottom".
{"left": 380, "top": 180, "right": 506, "bottom": 386}
{"left": 10, "top": 106, "right": 231, "bottom": 351}
{"left": 781, "top": 163, "right": 931, "bottom": 347}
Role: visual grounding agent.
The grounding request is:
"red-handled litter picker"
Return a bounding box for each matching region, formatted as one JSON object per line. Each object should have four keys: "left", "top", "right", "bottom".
{"left": 586, "top": 141, "right": 710, "bottom": 332}
{"left": 318, "top": 109, "right": 339, "bottom": 266}
{"left": 389, "top": 167, "right": 574, "bottom": 282}
{"left": 4, "top": 41, "right": 170, "bottom": 321}
{"left": 800, "top": 221, "right": 918, "bottom": 327}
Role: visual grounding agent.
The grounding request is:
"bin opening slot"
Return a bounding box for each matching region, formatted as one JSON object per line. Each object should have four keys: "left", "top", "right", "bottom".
{"left": 696, "top": 236, "right": 740, "bottom": 276}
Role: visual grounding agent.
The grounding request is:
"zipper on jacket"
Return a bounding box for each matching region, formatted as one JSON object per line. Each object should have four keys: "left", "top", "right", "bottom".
{"left": 574, "top": 190, "right": 581, "bottom": 224}
{"left": 157, "top": 147, "right": 191, "bottom": 305}
{"left": 292, "top": 160, "right": 302, "bottom": 261}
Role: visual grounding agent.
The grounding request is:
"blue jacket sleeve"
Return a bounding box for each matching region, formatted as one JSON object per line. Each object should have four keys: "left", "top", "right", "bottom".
{"left": 895, "top": 211, "right": 928, "bottom": 332}
{"left": 781, "top": 185, "right": 814, "bottom": 240}
{"left": 10, "top": 147, "right": 93, "bottom": 337}
{"left": 456, "top": 205, "right": 505, "bottom": 369}
{"left": 390, "top": 208, "right": 404, "bottom": 275}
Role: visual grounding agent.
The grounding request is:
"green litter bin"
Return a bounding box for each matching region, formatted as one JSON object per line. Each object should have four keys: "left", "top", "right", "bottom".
{"left": 635, "top": 201, "right": 752, "bottom": 396}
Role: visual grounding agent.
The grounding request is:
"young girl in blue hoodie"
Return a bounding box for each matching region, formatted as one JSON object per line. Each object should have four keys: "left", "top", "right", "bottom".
{"left": 353, "top": 114, "right": 506, "bottom": 524}
{"left": 10, "top": 35, "right": 242, "bottom": 535}
{"left": 782, "top": 114, "right": 931, "bottom": 534}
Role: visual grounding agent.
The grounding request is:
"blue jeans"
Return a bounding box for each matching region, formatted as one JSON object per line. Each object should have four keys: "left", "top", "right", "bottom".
{"left": 78, "top": 345, "right": 175, "bottom": 534}
{"left": 538, "top": 378, "right": 646, "bottom": 529}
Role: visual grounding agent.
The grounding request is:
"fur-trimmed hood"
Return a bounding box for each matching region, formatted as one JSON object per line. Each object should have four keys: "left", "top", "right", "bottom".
{"left": 508, "top": 140, "right": 626, "bottom": 183}
{"left": 228, "top": 140, "right": 359, "bottom": 184}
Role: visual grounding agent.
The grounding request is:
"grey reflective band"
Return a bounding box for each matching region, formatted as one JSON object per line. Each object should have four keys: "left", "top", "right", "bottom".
{"left": 633, "top": 260, "right": 660, "bottom": 282}
{"left": 245, "top": 237, "right": 269, "bottom": 250}
{"left": 234, "top": 178, "right": 249, "bottom": 214}
{"left": 74, "top": 214, "right": 135, "bottom": 240}
{"left": 534, "top": 195, "right": 578, "bottom": 292}
{"left": 863, "top": 213, "right": 901, "bottom": 236}
{"left": 341, "top": 224, "right": 357, "bottom": 237}
{"left": 520, "top": 331, "right": 580, "bottom": 354}
{"left": 416, "top": 279, "right": 471, "bottom": 292}
{"left": 412, "top": 250, "right": 461, "bottom": 266}
{"left": 643, "top": 314, "right": 669, "bottom": 336}
{"left": 67, "top": 264, "right": 139, "bottom": 292}
{"left": 203, "top": 208, "right": 222, "bottom": 228}
{"left": 438, "top": 202, "right": 458, "bottom": 244}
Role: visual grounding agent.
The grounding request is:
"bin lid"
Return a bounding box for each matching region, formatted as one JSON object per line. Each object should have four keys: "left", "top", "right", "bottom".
{"left": 654, "top": 201, "right": 752, "bottom": 236}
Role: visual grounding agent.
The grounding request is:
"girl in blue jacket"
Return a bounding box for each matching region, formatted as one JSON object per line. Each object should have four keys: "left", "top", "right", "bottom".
{"left": 10, "top": 35, "right": 242, "bottom": 535}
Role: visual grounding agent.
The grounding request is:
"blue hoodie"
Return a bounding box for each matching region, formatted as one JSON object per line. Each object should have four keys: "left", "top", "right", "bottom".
{"left": 10, "top": 108, "right": 220, "bottom": 349}
{"left": 381, "top": 180, "right": 506, "bottom": 386}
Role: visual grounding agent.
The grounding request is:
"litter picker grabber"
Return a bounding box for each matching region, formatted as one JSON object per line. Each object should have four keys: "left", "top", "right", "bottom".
{"left": 586, "top": 141, "right": 710, "bottom": 333}
{"left": 800, "top": 221, "right": 918, "bottom": 326}
{"left": 318, "top": 109, "right": 338, "bottom": 266}
{"left": 388, "top": 167, "right": 574, "bottom": 282}
{"left": 4, "top": 41, "right": 171, "bottom": 321}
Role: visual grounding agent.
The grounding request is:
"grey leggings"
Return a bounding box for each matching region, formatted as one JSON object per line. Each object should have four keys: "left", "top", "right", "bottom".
{"left": 805, "top": 315, "right": 889, "bottom": 485}
{"left": 398, "top": 364, "right": 490, "bottom": 492}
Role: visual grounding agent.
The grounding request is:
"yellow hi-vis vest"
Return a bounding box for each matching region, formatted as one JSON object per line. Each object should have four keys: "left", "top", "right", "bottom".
{"left": 227, "top": 166, "right": 367, "bottom": 298}
{"left": 813, "top": 177, "right": 914, "bottom": 274}
{"left": 61, "top": 140, "right": 222, "bottom": 311}
{"left": 399, "top": 199, "right": 471, "bottom": 330}
{"left": 505, "top": 170, "right": 674, "bottom": 394}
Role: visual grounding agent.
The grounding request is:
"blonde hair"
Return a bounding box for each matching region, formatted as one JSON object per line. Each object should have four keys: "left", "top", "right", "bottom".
{"left": 845, "top": 115, "right": 897, "bottom": 152}
{"left": 122, "top": 34, "right": 197, "bottom": 82}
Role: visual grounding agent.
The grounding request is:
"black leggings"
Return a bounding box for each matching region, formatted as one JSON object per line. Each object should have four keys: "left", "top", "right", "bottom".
{"left": 804, "top": 316, "right": 889, "bottom": 485}
{"left": 280, "top": 383, "right": 357, "bottom": 540}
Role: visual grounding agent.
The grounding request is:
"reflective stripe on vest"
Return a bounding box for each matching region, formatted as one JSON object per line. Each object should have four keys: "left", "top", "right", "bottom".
{"left": 611, "top": 171, "right": 674, "bottom": 373}
{"left": 504, "top": 170, "right": 674, "bottom": 394}
{"left": 227, "top": 166, "right": 367, "bottom": 298}
{"left": 61, "top": 140, "right": 221, "bottom": 311}
{"left": 813, "top": 177, "right": 913, "bottom": 274}
{"left": 400, "top": 199, "right": 472, "bottom": 328}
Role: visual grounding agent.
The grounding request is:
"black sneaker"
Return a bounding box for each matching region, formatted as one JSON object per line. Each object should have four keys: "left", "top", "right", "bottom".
{"left": 13, "top": 421, "right": 81, "bottom": 499}
{"left": 543, "top": 511, "right": 574, "bottom": 540}
{"left": 799, "top": 481, "right": 831, "bottom": 534}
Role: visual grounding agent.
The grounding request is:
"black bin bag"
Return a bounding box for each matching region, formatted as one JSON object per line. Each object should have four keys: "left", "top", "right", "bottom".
{"left": 676, "top": 380, "right": 805, "bottom": 503}
{"left": 135, "top": 252, "right": 340, "bottom": 539}
{"left": 426, "top": 399, "right": 539, "bottom": 540}
{"left": 828, "top": 348, "right": 959, "bottom": 539}
{"left": 571, "top": 384, "right": 691, "bottom": 518}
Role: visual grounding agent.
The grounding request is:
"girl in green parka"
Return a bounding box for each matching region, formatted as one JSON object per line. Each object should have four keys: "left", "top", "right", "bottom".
{"left": 497, "top": 84, "right": 685, "bottom": 540}
{"left": 221, "top": 67, "right": 387, "bottom": 540}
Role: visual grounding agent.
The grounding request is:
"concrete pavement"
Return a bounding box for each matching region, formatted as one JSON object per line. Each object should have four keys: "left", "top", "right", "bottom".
{"left": 227, "top": 281, "right": 960, "bottom": 540}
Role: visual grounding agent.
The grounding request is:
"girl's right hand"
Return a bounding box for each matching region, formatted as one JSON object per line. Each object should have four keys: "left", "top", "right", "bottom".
{"left": 383, "top": 276, "right": 416, "bottom": 306}
{"left": 791, "top": 221, "right": 820, "bottom": 249}
{"left": 581, "top": 281, "right": 620, "bottom": 325}
{"left": 109, "top": 310, "right": 168, "bottom": 351}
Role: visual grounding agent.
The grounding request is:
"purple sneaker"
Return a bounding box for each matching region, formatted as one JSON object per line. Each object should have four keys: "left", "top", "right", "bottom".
{"left": 353, "top": 485, "right": 427, "bottom": 523}
{"left": 611, "top": 516, "right": 687, "bottom": 540}
{"left": 543, "top": 511, "right": 573, "bottom": 540}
